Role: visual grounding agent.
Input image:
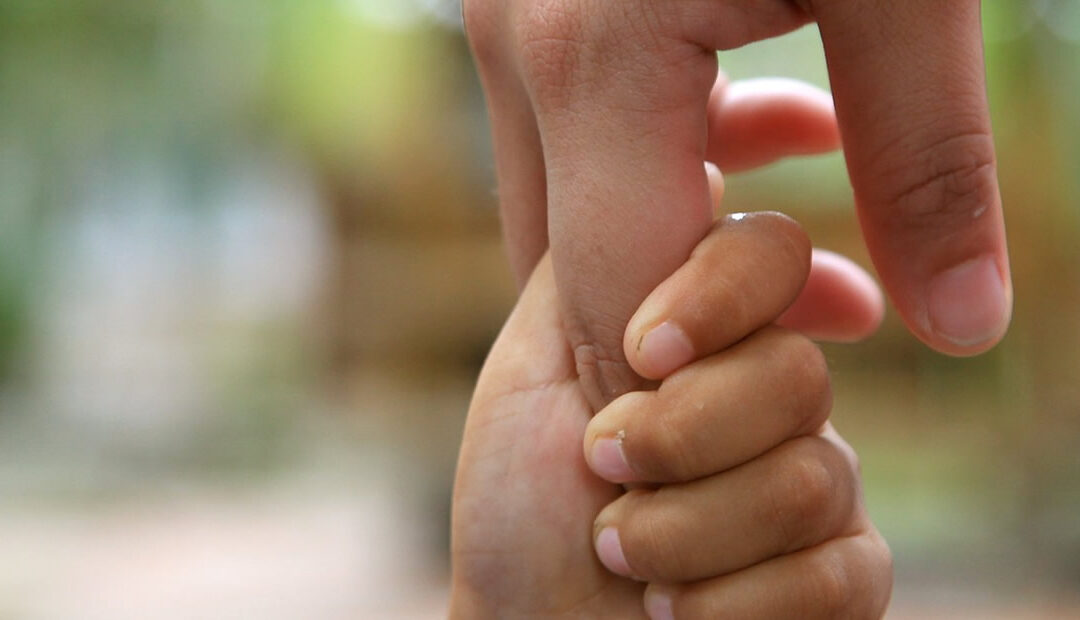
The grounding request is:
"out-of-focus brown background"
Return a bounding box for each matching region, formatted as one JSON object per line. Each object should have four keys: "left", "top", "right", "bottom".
{"left": 0, "top": 1, "right": 1078, "bottom": 618}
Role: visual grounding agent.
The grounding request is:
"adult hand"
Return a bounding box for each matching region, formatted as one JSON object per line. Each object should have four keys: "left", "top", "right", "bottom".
{"left": 450, "top": 214, "right": 891, "bottom": 618}
{"left": 464, "top": 0, "right": 1011, "bottom": 410}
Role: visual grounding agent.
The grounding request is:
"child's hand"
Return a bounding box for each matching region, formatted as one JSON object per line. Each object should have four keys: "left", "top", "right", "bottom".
{"left": 585, "top": 216, "right": 891, "bottom": 617}
{"left": 451, "top": 210, "right": 891, "bottom": 618}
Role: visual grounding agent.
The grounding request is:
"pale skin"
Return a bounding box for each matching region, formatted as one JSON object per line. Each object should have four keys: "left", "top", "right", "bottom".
{"left": 463, "top": 0, "right": 1013, "bottom": 411}
{"left": 450, "top": 213, "right": 893, "bottom": 618}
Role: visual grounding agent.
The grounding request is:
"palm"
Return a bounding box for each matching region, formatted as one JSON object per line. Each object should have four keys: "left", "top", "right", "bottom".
{"left": 451, "top": 259, "right": 645, "bottom": 617}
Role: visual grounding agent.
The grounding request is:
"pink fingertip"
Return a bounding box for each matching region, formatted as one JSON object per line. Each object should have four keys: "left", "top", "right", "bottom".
{"left": 595, "top": 527, "right": 633, "bottom": 578}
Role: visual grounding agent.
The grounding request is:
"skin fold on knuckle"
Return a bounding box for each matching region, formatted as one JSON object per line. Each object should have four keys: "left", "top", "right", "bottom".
{"left": 874, "top": 129, "right": 998, "bottom": 234}
{"left": 772, "top": 329, "right": 833, "bottom": 435}
{"left": 766, "top": 439, "right": 851, "bottom": 552}
{"left": 512, "top": 0, "right": 696, "bottom": 113}
{"left": 812, "top": 534, "right": 893, "bottom": 619}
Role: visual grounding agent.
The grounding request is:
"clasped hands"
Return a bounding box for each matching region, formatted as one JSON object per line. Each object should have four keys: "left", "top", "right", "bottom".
{"left": 452, "top": 0, "right": 1013, "bottom": 616}
{"left": 451, "top": 171, "right": 892, "bottom": 618}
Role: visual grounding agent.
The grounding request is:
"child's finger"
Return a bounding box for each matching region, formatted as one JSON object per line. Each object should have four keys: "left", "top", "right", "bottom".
{"left": 622, "top": 211, "right": 811, "bottom": 381}
{"left": 642, "top": 529, "right": 892, "bottom": 620}
{"left": 586, "top": 326, "right": 829, "bottom": 485}
{"left": 592, "top": 432, "right": 859, "bottom": 584}
{"left": 706, "top": 77, "right": 840, "bottom": 173}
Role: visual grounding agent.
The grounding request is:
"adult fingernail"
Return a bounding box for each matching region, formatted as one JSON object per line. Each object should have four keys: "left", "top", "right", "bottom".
{"left": 595, "top": 527, "right": 633, "bottom": 578}
{"left": 705, "top": 161, "right": 725, "bottom": 212}
{"left": 637, "top": 321, "right": 694, "bottom": 378}
{"left": 590, "top": 432, "right": 634, "bottom": 483}
{"left": 644, "top": 586, "right": 675, "bottom": 620}
{"left": 927, "top": 255, "right": 1011, "bottom": 349}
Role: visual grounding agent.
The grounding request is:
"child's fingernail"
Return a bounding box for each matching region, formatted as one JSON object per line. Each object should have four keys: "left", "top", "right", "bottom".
{"left": 644, "top": 586, "right": 675, "bottom": 620}
{"left": 590, "top": 432, "right": 633, "bottom": 483}
{"left": 637, "top": 321, "right": 694, "bottom": 378}
{"left": 595, "top": 527, "right": 633, "bottom": 578}
{"left": 927, "top": 255, "right": 1011, "bottom": 349}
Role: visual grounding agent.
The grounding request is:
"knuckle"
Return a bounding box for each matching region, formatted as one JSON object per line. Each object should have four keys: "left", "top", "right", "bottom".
{"left": 769, "top": 439, "right": 845, "bottom": 546}
{"left": 807, "top": 548, "right": 854, "bottom": 615}
{"left": 786, "top": 334, "right": 833, "bottom": 431}
{"left": 766, "top": 329, "right": 833, "bottom": 433}
{"left": 622, "top": 501, "right": 685, "bottom": 579}
{"left": 514, "top": 0, "right": 706, "bottom": 111}
{"left": 785, "top": 453, "right": 836, "bottom": 526}
{"left": 882, "top": 130, "right": 998, "bottom": 232}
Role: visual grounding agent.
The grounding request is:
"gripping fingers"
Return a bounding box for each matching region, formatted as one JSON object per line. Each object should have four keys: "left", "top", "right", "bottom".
{"left": 643, "top": 529, "right": 893, "bottom": 620}
{"left": 623, "top": 211, "right": 812, "bottom": 380}
{"left": 586, "top": 327, "right": 831, "bottom": 484}
{"left": 592, "top": 432, "right": 860, "bottom": 584}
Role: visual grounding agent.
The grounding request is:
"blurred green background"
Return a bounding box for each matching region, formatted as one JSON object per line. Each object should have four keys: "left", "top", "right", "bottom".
{"left": 0, "top": 1, "right": 1078, "bottom": 618}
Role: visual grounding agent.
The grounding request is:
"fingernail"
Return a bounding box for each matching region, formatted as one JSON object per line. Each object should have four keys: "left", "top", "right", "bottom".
{"left": 644, "top": 586, "right": 675, "bottom": 620}
{"left": 590, "top": 432, "right": 634, "bottom": 483}
{"left": 705, "top": 161, "right": 725, "bottom": 212}
{"left": 595, "top": 527, "right": 633, "bottom": 578}
{"left": 927, "top": 255, "right": 1011, "bottom": 349}
{"left": 637, "top": 321, "right": 694, "bottom": 378}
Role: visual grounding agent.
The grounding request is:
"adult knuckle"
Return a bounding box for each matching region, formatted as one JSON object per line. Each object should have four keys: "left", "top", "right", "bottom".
{"left": 882, "top": 129, "right": 997, "bottom": 232}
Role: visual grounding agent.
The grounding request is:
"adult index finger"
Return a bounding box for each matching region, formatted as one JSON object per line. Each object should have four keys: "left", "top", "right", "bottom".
{"left": 813, "top": 0, "right": 1012, "bottom": 355}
